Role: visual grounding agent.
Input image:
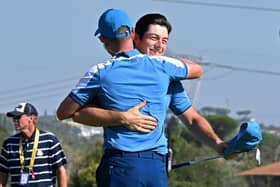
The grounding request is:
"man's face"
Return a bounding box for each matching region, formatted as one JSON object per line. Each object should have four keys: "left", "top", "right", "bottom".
{"left": 134, "top": 24, "right": 169, "bottom": 56}
{"left": 13, "top": 114, "right": 32, "bottom": 131}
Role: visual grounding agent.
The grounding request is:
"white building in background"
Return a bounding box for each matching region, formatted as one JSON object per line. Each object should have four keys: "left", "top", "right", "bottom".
{"left": 61, "top": 120, "right": 103, "bottom": 138}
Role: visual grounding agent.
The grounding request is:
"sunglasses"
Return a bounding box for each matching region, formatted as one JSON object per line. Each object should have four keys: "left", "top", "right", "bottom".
{"left": 12, "top": 115, "right": 22, "bottom": 120}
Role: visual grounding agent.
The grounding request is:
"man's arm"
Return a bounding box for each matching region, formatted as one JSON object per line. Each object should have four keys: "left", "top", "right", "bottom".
{"left": 56, "top": 96, "right": 157, "bottom": 132}
{"left": 73, "top": 101, "right": 157, "bottom": 133}
{"left": 179, "top": 107, "right": 226, "bottom": 154}
{"left": 56, "top": 165, "right": 67, "bottom": 187}
{"left": 180, "top": 58, "right": 203, "bottom": 79}
{"left": 56, "top": 96, "right": 81, "bottom": 120}
{"left": 0, "top": 171, "right": 8, "bottom": 187}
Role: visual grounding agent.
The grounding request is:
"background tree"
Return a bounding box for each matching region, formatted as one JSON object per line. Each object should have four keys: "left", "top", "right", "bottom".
{"left": 205, "top": 115, "right": 239, "bottom": 139}
{"left": 258, "top": 132, "right": 280, "bottom": 164}
{"left": 0, "top": 125, "right": 8, "bottom": 144}
{"left": 200, "top": 106, "right": 231, "bottom": 116}
{"left": 169, "top": 125, "right": 247, "bottom": 187}
{"left": 1, "top": 112, "right": 279, "bottom": 186}
{"left": 236, "top": 110, "right": 252, "bottom": 121}
{"left": 70, "top": 141, "right": 103, "bottom": 187}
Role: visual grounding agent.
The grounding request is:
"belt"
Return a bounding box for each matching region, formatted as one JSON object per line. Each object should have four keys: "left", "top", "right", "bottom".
{"left": 104, "top": 149, "right": 166, "bottom": 161}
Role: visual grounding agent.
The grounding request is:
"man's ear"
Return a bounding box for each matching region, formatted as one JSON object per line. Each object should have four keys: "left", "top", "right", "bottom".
{"left": 133, "top": 32, "right": 141, "bottom": 45}
{"left": 29, "top": 115, "right": 36, "bottom": 122}
{"left": 99, "top": 35, "right": 105, "bottom": 43}
{"left": 131, "top": 27, "right": 136, "bottom": 40}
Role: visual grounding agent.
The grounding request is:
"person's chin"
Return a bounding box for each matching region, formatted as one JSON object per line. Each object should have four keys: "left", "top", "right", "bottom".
{"left": 15, "top": 126, "right": 22, "bottom": 131}
{"left": 149, "top": 51, "right": 163, "bottom": 56}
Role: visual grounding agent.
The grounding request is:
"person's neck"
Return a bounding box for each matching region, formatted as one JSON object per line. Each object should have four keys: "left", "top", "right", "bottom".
{"left": 22, "top": 126, "right": 36, "bottom": 139}
{"left": 114, "top": 38, "right": 134, "bottom": 54}
{"left": 119, "top": 45, "right": 134, "bottom": 52}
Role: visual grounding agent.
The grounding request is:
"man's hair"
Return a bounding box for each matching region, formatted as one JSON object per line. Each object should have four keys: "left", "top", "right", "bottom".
{"left": 135, "top": 13, "right": 172, "bottom": 39}
{"left": 111, "top": 26, "right": 132, "bottom": 42}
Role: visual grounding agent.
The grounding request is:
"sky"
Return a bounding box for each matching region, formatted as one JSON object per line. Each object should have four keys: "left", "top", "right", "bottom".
{"left": 0, "top": 0, "right": 279, "bottom": 126}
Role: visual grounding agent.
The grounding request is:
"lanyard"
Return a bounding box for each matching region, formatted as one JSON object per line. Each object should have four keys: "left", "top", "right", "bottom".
{"left": 19, "top": 128, "right": 39, "bottom": 173}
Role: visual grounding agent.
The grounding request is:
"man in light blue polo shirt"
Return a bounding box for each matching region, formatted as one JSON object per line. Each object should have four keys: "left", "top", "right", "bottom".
{"left": 57, "top": 9, "right": 215, "bottom": 187}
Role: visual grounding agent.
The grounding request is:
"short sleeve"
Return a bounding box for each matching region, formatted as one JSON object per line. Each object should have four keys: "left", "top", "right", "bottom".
{"left": 70, "top": 64, "right": 102, "bottom": 106}
{"left": 48, "top": 135, "right": 67, "bottom": 170}
{"left": 168, "top": 81, "right": 192, "bottom": 115}
{"left": 150, "top": 56, "right": 188, "bottom": 81}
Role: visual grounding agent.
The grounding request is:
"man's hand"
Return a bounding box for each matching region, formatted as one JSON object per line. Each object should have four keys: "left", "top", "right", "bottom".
{"left": 214, "top": 141, "right": 228, "bottom": 155}
{"left": 217, "top": 141, "right": 239, "bottom": 160}
{"left": 215, "top": 141, "right": 239, "bottom": 160}
{"left": 121, "top": 101, "right": 157, "bottom": 133}
{"left": 0, "top": 171, "right": 8, "bottom": 187}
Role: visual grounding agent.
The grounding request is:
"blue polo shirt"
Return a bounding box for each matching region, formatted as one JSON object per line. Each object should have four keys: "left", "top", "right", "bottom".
{"left": 69, "top": 49, "right": 188, "bottom": 154}
{"left": 168, "top": 81, "right": 192, "bottom": 115}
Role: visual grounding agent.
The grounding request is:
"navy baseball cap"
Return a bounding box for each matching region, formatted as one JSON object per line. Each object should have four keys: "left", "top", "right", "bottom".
{"left": 6, "top": 102, "right": 38, "bottom": 117}
{"left": 224, "top": 121, "right": 262, "bottom": 157}
{"left": 94, "top": 8, "right": 133, "bottom": 39}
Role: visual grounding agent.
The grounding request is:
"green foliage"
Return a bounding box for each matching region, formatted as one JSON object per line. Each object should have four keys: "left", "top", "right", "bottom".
{"left": 0, "top": 125, "right": 9, "bottom": 144}
{"left": 205, "top": 115, "right": 239, "bottom": 140}
{"left": 0, "top": 114, "right": 103, "bottom": 187}
{"left": 236, "top": 110, "right": 251, "bottom": 116}
{"left": 169, "top": 126, "right": 246, "bottom": 187}
{"left": 258, "top": 131, "right": 280, "bottom": 164}
{"left": 70, "top": 141, "right": 103, "bottom": 187}
{"left": 1, "top": 113, "right": 280, "bottom": 186}
{"left": 0, "top": 113, "right": 14, "bottom": 134}
{"left": 35, "top": 116, "right": 103, "bottom": 186}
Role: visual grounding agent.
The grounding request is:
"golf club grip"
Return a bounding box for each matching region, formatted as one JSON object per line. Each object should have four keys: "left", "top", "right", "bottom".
{"left": 172, "top": 161, "right": 192, "bottom": 169}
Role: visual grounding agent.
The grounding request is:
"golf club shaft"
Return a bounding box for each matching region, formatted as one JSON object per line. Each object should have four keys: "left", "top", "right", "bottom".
{"left": 171, "top": 149, "right": 257, "bottom": 169}
{"left": 172, "top": 154, "right": 223, "bottom": 169}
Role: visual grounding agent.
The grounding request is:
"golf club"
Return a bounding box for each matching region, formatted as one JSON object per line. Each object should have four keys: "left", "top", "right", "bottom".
{"left": 171, "top": 154, "right": 223, "bottom": 169}
{"left": 171, "top": 121, "right": 262, "bottom": 170}
{"left": 171, "top": 149, "right": 258, "bottom": 170}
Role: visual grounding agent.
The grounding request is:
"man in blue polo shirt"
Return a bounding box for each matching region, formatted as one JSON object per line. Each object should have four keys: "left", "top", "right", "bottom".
{"left": 57, "top": 9, "right": 217, "bottom": 187}
{"left": 69, "top": 12, "right": 225, "bottom": 173}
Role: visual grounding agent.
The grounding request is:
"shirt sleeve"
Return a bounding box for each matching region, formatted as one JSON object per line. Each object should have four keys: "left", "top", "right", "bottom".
{"left": 168, "top": 81, "right": 192, "bottom": 115}
{"left": 49, "top": 135, "right": 67, "bottom": 170}
{"left": 152, "top": 56, "right": 188, "bottom": 80}
{"left": 69, "top": 64, "right": 101, "bottom": 107}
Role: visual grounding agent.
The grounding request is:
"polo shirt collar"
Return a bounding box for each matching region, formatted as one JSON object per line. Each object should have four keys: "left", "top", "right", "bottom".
{"left": 21, "top": 129, "right": 37, "bottom": 142}
{"left": 113, "top": 49, "right": 140, "bottom": 58}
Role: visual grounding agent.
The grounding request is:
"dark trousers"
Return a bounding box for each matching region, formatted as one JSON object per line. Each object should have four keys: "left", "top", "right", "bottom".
{"left": 96, "top": 149, "right": 168, "bottom": 187}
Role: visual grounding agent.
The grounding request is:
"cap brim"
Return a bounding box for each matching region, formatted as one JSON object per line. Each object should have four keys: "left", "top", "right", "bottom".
{"left": 6, "top": 111, "right": 23, "bottom": 117}
{"left": 94, "top": 29, "right": 100, "bottom": 36}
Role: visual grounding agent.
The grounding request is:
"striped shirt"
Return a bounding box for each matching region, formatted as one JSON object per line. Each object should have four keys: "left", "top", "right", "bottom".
{"left": 0, "top": 129, "right": 67, "bottom": 187}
